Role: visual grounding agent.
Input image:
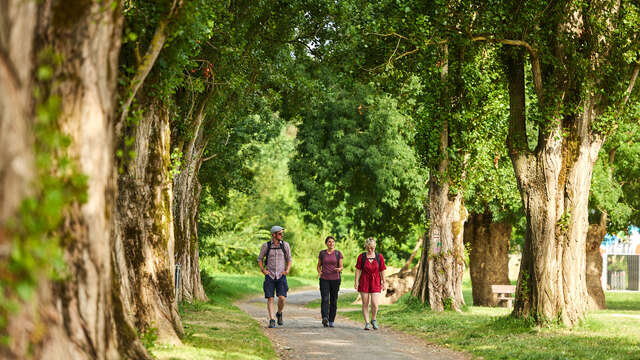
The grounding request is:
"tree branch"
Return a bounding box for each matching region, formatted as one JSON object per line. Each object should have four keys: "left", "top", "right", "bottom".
{"left": 201, "top": 154, "right": 217, "bottom": 162}
{"left": 117, "top": 20, "right": 169, "bottom": 139}
{"left": 621, "top": 62, "right": 640, "bottom": 110}
{"left": 117, "top": 0, "right": 183, "bottom": 139}
{"left": 0, "top": 45, "right": 21, "bottom": 97}
{"left": 365, "top": 31, "right": 410, "bottom": 41}
{"left": 472, "top": 36, "right": 543, "bottom": 100}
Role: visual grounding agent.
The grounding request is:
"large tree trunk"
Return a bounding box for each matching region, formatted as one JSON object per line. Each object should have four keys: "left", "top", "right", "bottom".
{"left": 0, "top": 1, "right": 39, "bottom": 357}
{"left": 427, "top": 175, "right": 467, "bottom": 311}
{"left": 112, "top": 99, "right": 184, "bottom": 344}
{"left": 411, "top": 44, "right": 467, "bottom": 311}
{"left": 464, "top": 212, "right": 511, "bottom": 306}
{"left": 586, "top": 214, "right": 607, "bottom": 310}
{"left": 173, "top": 104, "right": 208, "bottom": 303}
{"left": 2, "top": 1, "right": 150, "bottom": 358}
{"left": 506, "top": 50, "right": 603, "bottom": 326}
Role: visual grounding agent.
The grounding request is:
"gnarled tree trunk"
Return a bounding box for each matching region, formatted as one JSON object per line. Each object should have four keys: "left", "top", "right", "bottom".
{"left": 173, "top": 104, "right": 208, "bottom": 303}
{"left": 112, "top": 99, "right": 183, "bottom": 344}
{"left": 411, "top": 43, "right": 467, "bottom": 311}
{"left": 506, "top": 50, "right": 603, "bottom": 326}
{"left": 586, "top": 214, "right": 607, "bottom": 310}
{"left": 464, "top": 212, "right": 511, "bottom": 306}
{"left": 426, "top": 175, "right": 467, "bottom": 311}
{"left": 2, "top": 1, "right": 150, "bottom": 358}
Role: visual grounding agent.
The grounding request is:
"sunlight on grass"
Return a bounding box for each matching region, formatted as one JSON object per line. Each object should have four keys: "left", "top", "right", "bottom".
{"left": 338, "top": 290, "right": 640, "bottom": 359}
{"left": 151, "top": 272, "right": 317, "bottom": 360}
{"left": 151, "top": 269, "right": 640, "bottom": 360}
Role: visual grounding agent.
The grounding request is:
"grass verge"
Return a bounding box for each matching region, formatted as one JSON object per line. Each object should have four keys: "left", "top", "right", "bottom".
{"left": 336, "top": 290, "right": 640, "bottom": 359}
{"left": 151, "top": 272, "right": 316, "bottom": 360}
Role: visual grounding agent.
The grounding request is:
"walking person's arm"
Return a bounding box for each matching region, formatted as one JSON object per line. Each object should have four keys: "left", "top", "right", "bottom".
{"left": 317, "top": 258, "right": 323, "bottom": 277}
{"left": 258, "top": 243, "right": 269, "bottom": 275}
{"left": 354, "top": 254, "right": 361, "bottom": 290}
{"left": 283, "top": 242, "right": 292, "bottom": 275}
{"left": 336, "top": 257, "right": 343, "bottom": 273}
{"left": 259, "top": 260, "right": 269, "bottom": 275}
{"left": 379, "top": 254, "right": 387, "bottom": 290}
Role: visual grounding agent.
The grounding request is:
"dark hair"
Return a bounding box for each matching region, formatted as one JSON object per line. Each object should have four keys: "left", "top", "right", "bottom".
{"left": 325, "top": 236, "right": 335, "bottom": 244}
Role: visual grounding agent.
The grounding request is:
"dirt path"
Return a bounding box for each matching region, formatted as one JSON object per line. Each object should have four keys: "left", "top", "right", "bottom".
{"left": 236, "top": 289, "right": 470, "bottom": 360}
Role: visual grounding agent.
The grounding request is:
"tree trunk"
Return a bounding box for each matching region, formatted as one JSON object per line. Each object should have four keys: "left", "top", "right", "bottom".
{"left": 173, "top": 104, "right": 208, "bottom": 303}
{"left": 586, "top": 214, "right": 607, "bottom": 310}
{"left": 2, "top": 1, "right": 151, "bottom": 358}
{"left": 506, "top": 50, "right": 603, "bottom": 326}
{"left": 0, "top": 1, "right": 38, "bottom": 357}
{"left": 427, "top": 175, "right": 467, "bottom": 311}
{"left": 411, "top": 231, "right": 431, "bottom": 303}
{"left": 464, "top": 212, "right": 511, "bottom": 306}
{"left": 112, "top": 99, "right": 184, "bottom": 344}
{"left": 411, "top": 43, "right": 467, "bottom": 311}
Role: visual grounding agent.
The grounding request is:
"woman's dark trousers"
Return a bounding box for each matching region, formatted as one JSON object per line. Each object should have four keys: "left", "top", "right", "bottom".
{"left": 319, "top": 278, "right": 341, "bottom": 321}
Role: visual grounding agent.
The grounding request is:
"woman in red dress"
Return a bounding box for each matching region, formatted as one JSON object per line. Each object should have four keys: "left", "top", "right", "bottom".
{"left": 354, "top": 237, "right": 386, "bottom": 330}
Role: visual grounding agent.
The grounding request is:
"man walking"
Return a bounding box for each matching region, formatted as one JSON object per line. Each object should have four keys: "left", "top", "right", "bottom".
{"left": 258, "top": 225, "right": 292, "bottom": 328}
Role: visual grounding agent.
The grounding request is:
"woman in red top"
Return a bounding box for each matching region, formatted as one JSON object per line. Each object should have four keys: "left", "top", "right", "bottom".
{"left": 354, "top": 237, "right": 386, "bottom": 330}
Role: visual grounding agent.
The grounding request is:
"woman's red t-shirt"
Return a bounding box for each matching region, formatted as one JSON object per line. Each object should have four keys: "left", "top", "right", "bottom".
{"left": 355, "top": 253, "right": 386, "bottom": 293}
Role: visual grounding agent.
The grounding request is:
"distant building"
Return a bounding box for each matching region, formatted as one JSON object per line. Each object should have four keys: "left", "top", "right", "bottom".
{"left": 601, "top": 225, "right": 640, "bottom": 291}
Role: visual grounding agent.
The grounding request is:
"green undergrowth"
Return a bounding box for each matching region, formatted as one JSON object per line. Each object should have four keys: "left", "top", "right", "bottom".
{"left": 151, "top": 273, "right": 316, "bottom": 360}
{"left": 337, "top": 290, "right": 640, "bottom": 359}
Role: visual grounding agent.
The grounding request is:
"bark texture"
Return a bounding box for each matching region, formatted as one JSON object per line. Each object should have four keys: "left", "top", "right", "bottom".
{"left": 0, "top": 0, "right": 36, "bottom": 222}
{"left": 411, "top": 44, "right": 467, "bottom": 311}
{"left": 464, "top": 212, "right": 511, "bottom": 306}
{"left": 112, "top": 99, "right": 184, "bottom": 344}
{"left": 586, "top": 214, "right": 607, "bottom": 310}
{"left": 173, "top": 104, "right": 208, "bottom": 303}
{"left": 506, "top": 50, "right": 602, "bottom": 326}
{"left": 0, "top": 1, "right": 38, "bottom": 357}
{"left": 426, "top": 175, "right": 467, "bottom": 311}
{"left": 2, "top": 1, "right": 151, "bottom": 358}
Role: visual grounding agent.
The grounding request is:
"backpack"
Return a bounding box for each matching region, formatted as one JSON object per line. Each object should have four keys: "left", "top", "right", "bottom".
{"left": 358, "top": 252, "right": 382, "bottom": 283}
{"left": 263, "top": 241, "right": 289, "bottom": 266}
{"left": 359, "top": 252, "right": 381, "bottom": 269}
{"left": 319, "top": 250, "right": 341, "bottom": 279}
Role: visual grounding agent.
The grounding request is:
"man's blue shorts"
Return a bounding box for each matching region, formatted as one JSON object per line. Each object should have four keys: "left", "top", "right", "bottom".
{"left": 263, "top": 275, "right": 288, "bottom": 298}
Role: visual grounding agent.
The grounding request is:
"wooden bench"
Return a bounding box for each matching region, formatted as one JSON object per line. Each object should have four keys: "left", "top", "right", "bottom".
{"left": 491, "top": 285, "right": 516, "bottom": 308}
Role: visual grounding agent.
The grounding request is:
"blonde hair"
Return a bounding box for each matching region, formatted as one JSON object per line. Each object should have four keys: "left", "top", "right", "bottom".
{"left": 365, "top": 237, "right": 376, "bottom": 250}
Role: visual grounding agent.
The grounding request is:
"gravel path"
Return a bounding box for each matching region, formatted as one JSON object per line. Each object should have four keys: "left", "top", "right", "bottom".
{"left": 235, "top": 288, "right": 470, "bottom": 360}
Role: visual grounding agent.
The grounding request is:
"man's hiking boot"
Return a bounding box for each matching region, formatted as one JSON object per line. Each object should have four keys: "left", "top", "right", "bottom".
{"left": 268, "top": 319, "right": 276, "bottom": 328}
{"left": 364, "top": 322, "right": 370, "bottom": 330}
{"left": 322, "top": 317, "right": 328, "bottom": 327}
{"left": 371, "top": 319, "right": 379, "bottom": 330}
{"left": 328, "top": 321, "right": 334, "bottom": 327}
{"left": 276, "top": 312, "right": 283, "bottom": 326}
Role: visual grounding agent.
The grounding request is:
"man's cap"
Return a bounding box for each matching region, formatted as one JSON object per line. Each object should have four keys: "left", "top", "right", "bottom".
{"left": 270, "top": 225, "right": 284, "bottom": 234}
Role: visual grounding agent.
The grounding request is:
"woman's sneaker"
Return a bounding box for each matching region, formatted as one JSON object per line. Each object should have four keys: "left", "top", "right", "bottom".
{"left": 276, "top": 312, "right": 283, "bottom": 326}
{"left": 364, "top": 322, "right": 371, "bottom": 330}
{"left": 371, "top": 319, "right": 379, "bottom": 330}
{"left": 322, "top": 317, "right": 329, "bottom": 327}
{"left": 268, "top": 319, "right": 276, "bottom": 328}
{"left": 328, "top": 321, "right": 334, "bottom": 327}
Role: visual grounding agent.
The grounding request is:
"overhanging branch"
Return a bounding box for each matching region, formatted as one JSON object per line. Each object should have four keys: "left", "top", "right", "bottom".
{"left": 472, "top": 36, "right": 543, "bottom": 101}
{"left": 621, "top": 62, "right": 640, "bottom": 109}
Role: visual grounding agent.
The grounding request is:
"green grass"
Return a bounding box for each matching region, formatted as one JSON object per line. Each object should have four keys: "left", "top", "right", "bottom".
{"left": 151, "top": 269, "right": 640, "bottom": 360}
{"left": 151, "top": 273, "right": 316, "bottom": 360}
{"left": 337, "top": 290, "right": 640, "bottom": 359}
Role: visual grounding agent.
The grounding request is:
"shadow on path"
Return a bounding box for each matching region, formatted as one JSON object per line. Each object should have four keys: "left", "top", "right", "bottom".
{"left": 236, "top": 288, "right": 470, "bottom": 360}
